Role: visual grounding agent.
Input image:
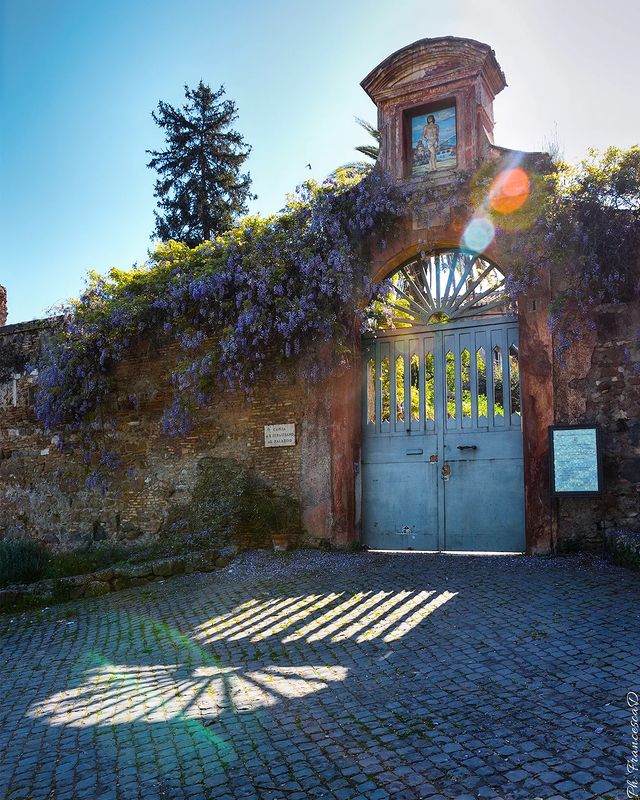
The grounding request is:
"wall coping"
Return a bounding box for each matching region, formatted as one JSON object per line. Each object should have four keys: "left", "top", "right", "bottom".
{"left": 0, "top": 316, "right": 59, "bottom": 337}
{"left": 361, "top": 36, "right": 507, "bottom": 103}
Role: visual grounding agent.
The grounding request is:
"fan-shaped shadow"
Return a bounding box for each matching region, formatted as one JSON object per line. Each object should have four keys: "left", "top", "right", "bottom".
{"left": 16, "top": 561, "right": 459, "bottom": 796}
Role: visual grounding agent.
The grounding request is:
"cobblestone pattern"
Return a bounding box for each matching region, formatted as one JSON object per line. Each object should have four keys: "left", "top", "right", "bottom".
{"left": 0, "top": 548, "right": 229, "bottom": 609}
{"left": 0, "top": 551, "right": 636, "bottom": 800}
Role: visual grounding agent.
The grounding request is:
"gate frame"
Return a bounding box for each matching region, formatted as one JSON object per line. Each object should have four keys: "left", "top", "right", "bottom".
{"left": 327, "top": 236, "right": 555, "bottom": 554}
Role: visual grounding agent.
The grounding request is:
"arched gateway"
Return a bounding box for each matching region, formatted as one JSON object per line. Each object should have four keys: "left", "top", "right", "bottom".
{"left": 352, "top": 37, "right": 546, "bottom": 551}
{"left": 361, "top": 250, "right": 525, "bottom": 551}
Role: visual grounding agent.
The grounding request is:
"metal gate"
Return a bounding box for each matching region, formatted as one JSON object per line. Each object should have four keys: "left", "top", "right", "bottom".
{"left": 361, "top": 317, "right": 524, "bottom": 551}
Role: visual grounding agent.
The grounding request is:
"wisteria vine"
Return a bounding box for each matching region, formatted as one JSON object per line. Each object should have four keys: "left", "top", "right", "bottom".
{"left": 35, "top": 169, "right": 407, "bottom": 467}
{"left": 34, "top": 147, "right": 640, "bottom": 490}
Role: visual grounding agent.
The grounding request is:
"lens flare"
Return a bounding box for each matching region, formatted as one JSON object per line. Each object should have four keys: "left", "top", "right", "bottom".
{"left": 461, "top": 215, "right": 495, "bottom": 252}
{"left": 489, "top": 167, "right": 530, "bottom": 214}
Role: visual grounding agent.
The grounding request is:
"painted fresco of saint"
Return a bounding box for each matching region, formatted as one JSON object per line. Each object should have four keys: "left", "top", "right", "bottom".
{"left": 421, "top": 114, "right": 439, "bottom": 171}
{"left": 411, "top": 106, "right": 456, "bottom": 175}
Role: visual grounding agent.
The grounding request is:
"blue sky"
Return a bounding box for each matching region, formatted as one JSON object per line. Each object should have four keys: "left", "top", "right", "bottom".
{"left": 1, "top": 0, "right": 639, "bottom": 324}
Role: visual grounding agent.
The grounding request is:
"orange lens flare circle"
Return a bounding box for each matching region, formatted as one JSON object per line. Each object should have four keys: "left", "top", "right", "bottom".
{"left": 489, "top": 167, "right": 530, "bottom": 214}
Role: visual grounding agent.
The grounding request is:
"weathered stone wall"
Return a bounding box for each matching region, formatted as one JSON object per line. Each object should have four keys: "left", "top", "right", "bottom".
{"left": 0, "top": 321, "right": 334, "bottom": 551}
{"left": 0, "top": 286, "right": 7, "bottom": 327}
{"left": 553, "top": 302, "right": 640, "bottom": 548}
{"left": 1, "top": 295, "right": 639, "bottom": 554}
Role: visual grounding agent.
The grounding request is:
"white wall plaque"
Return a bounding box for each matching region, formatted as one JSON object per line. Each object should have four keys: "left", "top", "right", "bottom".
{"left": 549, "top": 425, "right": 602, "bottom": 495}
{"left": 264, "top": 423, "right": 296, "bottom": 448}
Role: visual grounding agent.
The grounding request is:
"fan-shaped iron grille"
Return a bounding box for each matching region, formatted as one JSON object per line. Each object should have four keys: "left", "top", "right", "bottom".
{"left": 377, "top": 250, "right": 509, "bottom": 328}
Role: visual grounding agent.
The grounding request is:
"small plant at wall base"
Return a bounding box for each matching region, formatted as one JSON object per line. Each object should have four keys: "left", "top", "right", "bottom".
{"left": 604, "top": 529, "right": 640, "bottom": 570}
{"left": 162, "top": 459, "right": 302, "bottom": 551}
{"left": 267, "top": 495, "right": 304, "bottom": 552}
{"left": 0, "top": 539, "right": 131, "bottom": 588}
{"left": 0, "top": 539, "right": 49, "bottom": 586}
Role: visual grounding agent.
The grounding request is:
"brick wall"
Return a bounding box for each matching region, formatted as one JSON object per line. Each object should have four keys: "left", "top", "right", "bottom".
{"left": 1, "top": 296, "right": 639, "bottom": 553}
{"left": 0, "top": 322, "right": 333, "bottom": 551}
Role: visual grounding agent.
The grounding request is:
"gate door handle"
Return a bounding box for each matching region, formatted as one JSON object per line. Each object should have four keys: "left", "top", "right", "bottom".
{"left": 457, "top": 445, "right": 477, "bottom": 450}
{"left": 406, "top": 448, "right": 423, "bottom": 455}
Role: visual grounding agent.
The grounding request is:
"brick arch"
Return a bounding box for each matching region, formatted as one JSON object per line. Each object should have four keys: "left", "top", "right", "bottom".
{"left": 370, "top": 236, "right": 462, "bottom": 285}
{"left": 368, "top": 217, "right": 508, "bottom": 285}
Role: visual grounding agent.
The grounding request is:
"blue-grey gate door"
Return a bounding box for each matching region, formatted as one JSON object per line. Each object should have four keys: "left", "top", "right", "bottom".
{"left": 361, "top": 318, "right": 524, "bottom": 551}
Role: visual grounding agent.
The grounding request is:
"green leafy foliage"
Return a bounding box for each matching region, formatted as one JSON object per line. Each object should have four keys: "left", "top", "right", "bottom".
{"left": 0, "top": 539, "right": 49, "bottom": 586}
{"left": 164, "top": 459, "right": 302, "bottom": 548}
{"left": 470, "top": 147, "right": 640, "bottom": 348}
{"left": 378, "top": 348, "right": 512, "bottom": 422}
{"left": 46, "top": 545, "right": 132, "bottom": 578}
{"left": 354, "top": 116, "right": 380, "bottom": 162}
{"left": 546, "top": 146, "right": 640, "bottom": 341}
{"left": 0, "top": 540, "right": 145, "bottom": 588}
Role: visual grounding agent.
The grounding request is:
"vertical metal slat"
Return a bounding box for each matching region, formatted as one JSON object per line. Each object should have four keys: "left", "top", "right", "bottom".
{"left": 490, "top": 328, "right": 505, "bottom": 428}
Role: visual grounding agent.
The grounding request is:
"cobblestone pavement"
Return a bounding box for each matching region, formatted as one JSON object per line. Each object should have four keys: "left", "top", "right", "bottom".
{"left": 0, "top": 551, "right": 637, "bottom": 800}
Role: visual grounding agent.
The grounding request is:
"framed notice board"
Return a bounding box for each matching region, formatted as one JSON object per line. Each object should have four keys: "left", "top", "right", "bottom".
{"left": 548, "top": 425, "right": 603, "bottom": 496}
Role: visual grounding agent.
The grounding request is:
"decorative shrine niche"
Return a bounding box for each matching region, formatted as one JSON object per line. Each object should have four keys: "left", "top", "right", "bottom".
{"left": 361, "top": 37, "right": 507, "bottom": 181}
{"left": 404, "top": 99, "right": 457, "bottom": 178}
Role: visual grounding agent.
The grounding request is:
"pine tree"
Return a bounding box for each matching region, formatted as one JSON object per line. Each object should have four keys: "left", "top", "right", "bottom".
{"left": 147, "top": 82, "right": 254, "bottom": 246}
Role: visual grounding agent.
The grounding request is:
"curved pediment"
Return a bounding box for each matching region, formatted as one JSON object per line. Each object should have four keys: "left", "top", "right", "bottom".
{"left": 361, "top": 36, "right": 506, "bottom": 103}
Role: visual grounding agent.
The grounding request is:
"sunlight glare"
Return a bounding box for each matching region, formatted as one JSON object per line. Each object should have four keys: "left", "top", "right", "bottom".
{"left": 332, "top": 590, "right": 416, "bottom": 642}
{"left": 307, "top": 591, "right": 385, "bottom": 642}
{"left": 356, "top": 590, "right": 435, "bottom": 642}
{"left": 251, "top": 593, "right": 339, "bottom": 641}
{"left": 28, "top": 662, "right": 349, "bottom": 728}
{"left": 383, "top": 591, "right": 458, "bottom": 642}
{"left": 228, "top": 595, "right": 319, "bottom": 641}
